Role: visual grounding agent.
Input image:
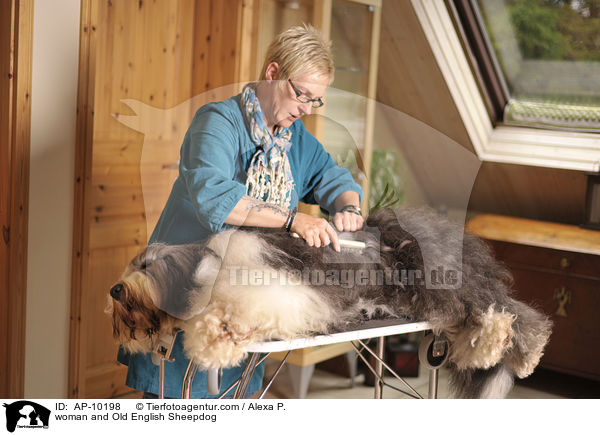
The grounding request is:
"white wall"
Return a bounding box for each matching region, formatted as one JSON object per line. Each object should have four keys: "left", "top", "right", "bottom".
{"left": 26, "top": 0, "right": 80, "bottom": 397}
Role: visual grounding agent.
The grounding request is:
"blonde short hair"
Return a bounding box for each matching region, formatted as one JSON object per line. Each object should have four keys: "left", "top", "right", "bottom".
{"left": 259, "top": 23, "right": 334, "bottom": 83}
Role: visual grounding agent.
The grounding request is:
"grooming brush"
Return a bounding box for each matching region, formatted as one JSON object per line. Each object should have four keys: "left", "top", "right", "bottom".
{"left": 291, "top": 232, "right": 367, "bottom": 250}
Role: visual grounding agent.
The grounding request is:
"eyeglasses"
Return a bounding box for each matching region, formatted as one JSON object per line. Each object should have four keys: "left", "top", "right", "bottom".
{"left": 288, "top": 79, "right": 324, "bottom": 108}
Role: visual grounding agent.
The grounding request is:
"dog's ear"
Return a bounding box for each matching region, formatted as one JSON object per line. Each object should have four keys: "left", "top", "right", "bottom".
{"left": 193, "top": 253, "right": 221, "bottom": 285}
{"left": 105, "top": 295, "right": 123, "bottom": 339}
{"left": 140, "top": 259, "right": 150, "bottom": 270}
{"left": 111, "top": 311, "right": 121, "bottom": 338}
{"left": 184, "top": 254, "right": 221, "bottom": 317}
{"left": 131, "top": 246, "right": 151, "bottom": 271}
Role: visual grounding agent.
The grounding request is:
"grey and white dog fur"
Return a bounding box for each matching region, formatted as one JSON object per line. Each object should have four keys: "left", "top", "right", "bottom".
{"left": 107, "top": 206, "right": 552, "bottom": 399}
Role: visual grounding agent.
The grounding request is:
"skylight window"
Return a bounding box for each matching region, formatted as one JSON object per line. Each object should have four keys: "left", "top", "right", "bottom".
{"left": 456, "top": 0, "right": 600, "bottom": 132}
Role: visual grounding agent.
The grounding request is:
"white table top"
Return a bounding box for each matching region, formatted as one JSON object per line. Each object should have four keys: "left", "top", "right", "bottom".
{"left": 245, "top": 319, "right": 432, "bottom": 353}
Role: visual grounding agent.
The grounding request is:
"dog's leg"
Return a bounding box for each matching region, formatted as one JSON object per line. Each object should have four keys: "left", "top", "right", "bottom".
{"left": 182, "top": 300, "right": 260, "bottom": 370}
{"left": 446, "top": 305, "right": 516, "bottom": 371}
{"left": 449, "top": 363, "right": 515, "bottom": 399}
{"left": 503, "top": 299, "right": 552, "bottom": 378}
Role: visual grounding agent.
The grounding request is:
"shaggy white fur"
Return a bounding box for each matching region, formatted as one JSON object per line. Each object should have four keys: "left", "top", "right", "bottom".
{"left": 107, "top": 206, "right": 552, "bottom": 398}
{"left": 183, "top": 230, "right": 335, "bottom": 369}
{"left": 505, "top": 301, "right": 552, "bottom": 378}
{"left": 447, "top": 305, "right": 515, "bottom": 370}
{"left": 480, "top": 364, "right": 514, "bottom": 399}
{"left": 182, "top": 230, "right": 521, "bottom": 373}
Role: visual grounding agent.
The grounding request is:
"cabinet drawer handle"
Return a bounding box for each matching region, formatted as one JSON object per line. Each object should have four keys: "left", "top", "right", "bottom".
{"left": 553, "top": 286, "right": 571, "bottom": 317}
{"left": 559, "top": 257, "right": 570, "bottom": 269}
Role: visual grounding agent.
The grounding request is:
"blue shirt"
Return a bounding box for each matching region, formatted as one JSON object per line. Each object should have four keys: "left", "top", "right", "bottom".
{"left": 117, "top": 93, "right": 362, "bottom": 398}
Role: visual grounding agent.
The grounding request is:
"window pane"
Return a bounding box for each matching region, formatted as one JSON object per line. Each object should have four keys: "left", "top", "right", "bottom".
{"left": 476, "top": 0, "right": 600, "bottom": 131}
{"left": 323, "top": 0, "right": 373, "bottom": 155}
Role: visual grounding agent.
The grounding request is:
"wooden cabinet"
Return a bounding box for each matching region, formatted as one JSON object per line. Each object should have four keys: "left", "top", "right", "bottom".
{"left": 467, "top": 214, "right": 600, "bottom": 381}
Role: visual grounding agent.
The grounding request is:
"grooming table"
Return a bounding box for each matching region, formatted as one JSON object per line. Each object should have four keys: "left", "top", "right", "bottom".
{"left": 178, "top": 319, "right": 449, "bottom": 399}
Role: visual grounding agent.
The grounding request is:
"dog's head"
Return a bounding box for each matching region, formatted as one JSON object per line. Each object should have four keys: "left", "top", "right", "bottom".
{"left": 106, "top": 243, "right": 214, "bottom": 353}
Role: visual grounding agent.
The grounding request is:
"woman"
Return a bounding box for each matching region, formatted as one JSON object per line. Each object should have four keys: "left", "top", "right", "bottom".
{"left": 118, "top": 24, "right": 364, "bottom": 398}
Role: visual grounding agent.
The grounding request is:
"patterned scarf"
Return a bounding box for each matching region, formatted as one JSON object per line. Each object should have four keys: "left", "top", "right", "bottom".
{"left": 240, "top": 83, "right": 295, "bottom": 209}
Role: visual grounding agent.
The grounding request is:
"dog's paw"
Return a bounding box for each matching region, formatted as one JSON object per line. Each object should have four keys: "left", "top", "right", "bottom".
{"left": 182, "top": 302, "right": 257, "bottom": 369}
{"left": 450, "top": 305, "right": 515, "bottom": 370}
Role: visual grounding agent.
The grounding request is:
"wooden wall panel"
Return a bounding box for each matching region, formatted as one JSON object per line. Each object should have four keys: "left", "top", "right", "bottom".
{"left": 0, "top": 0, "right": 33, "bottom": 398}
{"left": 0, "top": 0, "right": 15, "bottom": 400}
{"left": 237, "top": 0, "right": 261, "bottom": 84}
{"left": 73, "top": 0, "right": 243, "bottom": 398}
{"left": 376, "top": 0, "right": 473, "bottom": 151}
{"left": 86, "top": 246, "right": 141, "bottom": 368}
{"left": 253, "top": 0, "right": 315, "bottom": 80}
{"left": 192, "top": 0, "right": 241, "bottom": 94}
{"left": 468, "top": 162, "right": 587, "bottom": 225}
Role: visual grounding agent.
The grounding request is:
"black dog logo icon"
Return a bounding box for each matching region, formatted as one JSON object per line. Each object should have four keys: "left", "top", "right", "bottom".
{"left": 3, "top": 401, "right": 50, "bottom": 432}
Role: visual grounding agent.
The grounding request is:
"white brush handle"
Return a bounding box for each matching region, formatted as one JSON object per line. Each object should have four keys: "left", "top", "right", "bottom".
{"left": 291, "top": 232, "right": 366, "bottom": 249}
{"left": 337, "top": 239, "right": 367, "bottom": 249}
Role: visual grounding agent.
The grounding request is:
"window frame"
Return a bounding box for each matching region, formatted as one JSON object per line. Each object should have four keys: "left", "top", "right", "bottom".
{"left": 449, "top": 0, "right": 509, "bottom": 125}
{"left": 411, "top": 0, "right": 600, "bottom": 172}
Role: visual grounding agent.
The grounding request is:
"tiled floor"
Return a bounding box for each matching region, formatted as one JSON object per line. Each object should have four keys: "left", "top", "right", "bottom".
{"left": 260, "top": 359, "right": 600, "bottom": 399}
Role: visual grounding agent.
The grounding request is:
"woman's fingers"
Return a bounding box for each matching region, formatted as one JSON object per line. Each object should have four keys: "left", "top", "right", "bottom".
{"left": 313, "top": 228, "right": 322, "bottom": 248}
{"left": 350, "top": 213, "right": 364, "bottom": 231}
{"left": 324, "top": 223, "right": 340, "bottom": 252}
{"left": 333, "top": 213, "right": 344, "bottom": 232}
{"left": 292, "top": 213, "right": 340, "bottom": 251}
{"left": 332, "top": 211, "right": 364, "bottom": 232}
{"left": 293, "top": 212, "right": 365, "bottom": 251}
{"left": 343, "top": 213, "right": 352, "bottom": 231}
{"left": 313, "top": 218, "right": 331, "bottom": 248}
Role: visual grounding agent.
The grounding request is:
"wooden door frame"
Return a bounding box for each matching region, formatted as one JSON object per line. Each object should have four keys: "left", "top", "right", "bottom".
{"left": 69, "top": 0, "right": 247, "bottom": 398}
{"left": 69, "top": 0, "right": 95, "bottom": 398}
{"left": 0, "top": 0, "right": 34, "bottom": 398}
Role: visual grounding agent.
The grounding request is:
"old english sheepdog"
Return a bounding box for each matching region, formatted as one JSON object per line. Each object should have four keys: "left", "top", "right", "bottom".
{"left": 107, "top": 207, "right": 552, "bottom": 398}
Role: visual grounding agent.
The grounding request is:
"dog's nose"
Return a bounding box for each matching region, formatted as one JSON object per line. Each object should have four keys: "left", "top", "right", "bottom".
{"left": 110, "top": 284, "right": 124, "bottom": 300}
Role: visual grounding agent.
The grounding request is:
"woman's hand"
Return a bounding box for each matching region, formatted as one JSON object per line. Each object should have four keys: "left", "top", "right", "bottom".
{"left": 332, "top": 210, "right": 364, "bottom": 232}
{"left": 332, "top": 191, "right": 363, "bottom": 232}
{"left": 291, "top": 212, "right": 341, "bottom": 252}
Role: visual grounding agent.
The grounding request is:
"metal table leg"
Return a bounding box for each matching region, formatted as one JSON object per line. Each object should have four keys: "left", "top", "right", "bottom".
{"left": 428, "top": 368, "right": 439, "bottom": 399}
{"left": 374, "top": 337, "right": 385, "bottom": 399}
{"left": 159, "top": 358, "right": 166, "bottom": 399}
{"left": 233, "top": 353, "right": 261, "bottom": 399}
{"left": 152, "top": 330, "right": 180, "bottom": 399}
{"left": 418, "top": 333, "right": 448, "bottom": 399}
{"left": 258, "top": 351, "right": 289, "bottom": 399}
{"left": 182, "top": 359, "right": 200, "bottom": 399}
{"left": 218, "top": 354, "right": 269, "bottom": 399}
{"left": 352, "top": 340, "right": 424, "bottom": 399}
